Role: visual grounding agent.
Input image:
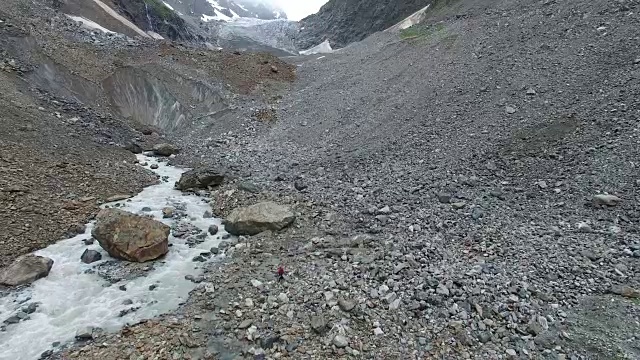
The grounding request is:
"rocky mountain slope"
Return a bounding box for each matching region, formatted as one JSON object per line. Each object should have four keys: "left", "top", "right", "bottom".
{"left": 162, "top": 0, "right": 286, "bottom": 23}
{"left": 296, "top": 0, "right": 430, "bottom": 48}
{"left": 2, "top": 0, "right": 640, "bottom": 359}
{"left": 0, "top": 0, "right": 295, "bottom": 268}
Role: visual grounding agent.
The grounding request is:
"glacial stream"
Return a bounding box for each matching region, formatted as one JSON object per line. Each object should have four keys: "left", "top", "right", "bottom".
{"left": 0, "top": 155, "right": 226, "bottom": 360}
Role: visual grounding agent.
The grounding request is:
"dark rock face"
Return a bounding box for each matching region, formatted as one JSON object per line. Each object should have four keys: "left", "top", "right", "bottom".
{"left": 80, "top": 249, "right": 102, "bottom": 264}
{"left": 162, "top": 0, "right": 287, "bottom": 22}
{"left": 111, "top": 0, "right": 195, "bottom": 40}
{"left": 296, "top": 0, "right": 431, "bottom": 49}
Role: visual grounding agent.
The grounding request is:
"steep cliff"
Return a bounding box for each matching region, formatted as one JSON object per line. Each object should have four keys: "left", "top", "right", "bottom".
{"left": 111, "top": 0, "right": 196, "bottom": 40}
{"left": 296, "top": 0, "right": 430, "bottom": 49}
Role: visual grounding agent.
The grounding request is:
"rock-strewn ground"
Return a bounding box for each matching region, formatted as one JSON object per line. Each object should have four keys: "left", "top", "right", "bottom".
{"left": 144, "top": 0, "right": 639, "bottom": 358}
{"left": 0, "top": 0, "right": 295, "bottom": 269}
{"left": 0, "top": 58, "right": 157, "bottom": 268}
{"left": 4, "top": 0, "right": 640, "bottom": 359}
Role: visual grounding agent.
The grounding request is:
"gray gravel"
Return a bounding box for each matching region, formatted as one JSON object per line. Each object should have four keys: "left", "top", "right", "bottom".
{"left": 169, "top": 0, "right": 640, "bottom": 358}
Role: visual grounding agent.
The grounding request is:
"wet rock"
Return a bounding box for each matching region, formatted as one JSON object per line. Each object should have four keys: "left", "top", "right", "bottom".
{"left": 83, "top": 238, "right": 95, "bottom": 245}
{"left": 225, "top": 202, "right": 295, "bottom": 236}
{"left": 75, "top": 326, "right": 95, "bottom": 340}
{"left": 185, "top": 274, "right": 204, "bottom": 283}
{"left": 22, "top": 303, "right": 38, "bottom": 314}
{"left": 92, "top": 209, "right": 170, "bottom": 262}
{"left": 3, "top": 315, "right": 21, "bottom": 325}
{"left": 153, "top": 143, "right": 179, "bottom": 156}
{"left": 0, "top": 254, "right": 54, "bottom": 286}
{"left": 80, "top": 249, "right": 102, "bottom": 264}
{"left": 203, "top": 210, "right": 213, "bottom": 218}
{"left": 208, "top": 224, "right": 219, "bottom": 235}
{"left": 173, "top": 223, "right": 201, "bottom": 239}
{"left": 106, "top": 194, "right": 131, "bottom": 202}
{"left": 150, "top": 164, "right": 159, "bottom": 170}
{"left": 162, "top": 207, "right": 175, "bottom": 218}
{"left": 175, "top": 168, "right": 224, "bottom": 191}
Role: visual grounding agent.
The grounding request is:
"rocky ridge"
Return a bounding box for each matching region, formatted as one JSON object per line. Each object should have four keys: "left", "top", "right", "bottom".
{"left": 296, "top": 0, "right": 431, "bottom": 49}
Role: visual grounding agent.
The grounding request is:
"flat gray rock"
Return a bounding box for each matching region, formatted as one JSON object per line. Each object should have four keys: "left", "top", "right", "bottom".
{"left": 224, "top": 202, "right": 295, "bottom": 236}
{"left": 0, "top": 255, "right": 54, "bottom": 286}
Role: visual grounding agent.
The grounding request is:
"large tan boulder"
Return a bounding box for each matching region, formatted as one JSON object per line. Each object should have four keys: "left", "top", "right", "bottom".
{"left": 0, "top": 254, "right": 54, "bottom": 286}
{"left": 225, "top": 202, "right": 295, "bottom": 236}
{"left": 92, "top": 209, "right": 170, "bottom": 262}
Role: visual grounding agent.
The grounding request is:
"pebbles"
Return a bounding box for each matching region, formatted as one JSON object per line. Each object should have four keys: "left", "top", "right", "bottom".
{"left": 42, "top": 0, "right": 640, "bottom": 359}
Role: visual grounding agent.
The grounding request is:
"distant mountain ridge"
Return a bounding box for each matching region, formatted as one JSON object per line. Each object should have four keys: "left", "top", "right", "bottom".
{"left": 162, "top": 0, "right": 287, "bottom": 23}
{"left": 296, "top": 0, "right": 430, "bottom": 49}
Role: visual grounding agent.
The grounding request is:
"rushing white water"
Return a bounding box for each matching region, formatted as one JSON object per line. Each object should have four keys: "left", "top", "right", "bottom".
{"left": 0, "top": 155, "right": 226, "bottom": 360}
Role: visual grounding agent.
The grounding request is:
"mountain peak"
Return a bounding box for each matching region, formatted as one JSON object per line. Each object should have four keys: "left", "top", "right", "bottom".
{"left": 162, "top": 0, "right": 286, "bottom": 23}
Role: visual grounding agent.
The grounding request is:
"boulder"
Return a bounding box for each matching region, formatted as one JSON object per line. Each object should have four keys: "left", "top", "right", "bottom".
{"left": 92, "top": 209, "right": 170, "bottom": 262}
{"left": 152, "top": 143, "right": 179, "bottom": 156}
{"left": 124, "top": 142, "right": 143, "bottom": 154}
{"left": 162, "top": 207, "right": 175, "bottom": 219}
{"left": 0, "top": 255, "right": 54, "bottom": 286}
{"left": 592, "top": 194, "right": 622, "bottom": 207}
{"left": 75, "top": 326, "right": 95, "bottom": 340}
{"left": 175, "top": 168, "right": 224, "bottom": 191}
{"left": 224, "top": 202, "right": 295, "bottom": 236}
{"left": 80, "top": 249, "right": 102, "bottom": 264}
{"left": 106, "top": 194, "right": 131, "bottom": 202}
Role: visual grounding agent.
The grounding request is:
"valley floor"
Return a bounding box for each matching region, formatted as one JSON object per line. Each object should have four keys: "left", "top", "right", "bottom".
{"left": 1, "top": 0, "right": 639, "bottom": 359}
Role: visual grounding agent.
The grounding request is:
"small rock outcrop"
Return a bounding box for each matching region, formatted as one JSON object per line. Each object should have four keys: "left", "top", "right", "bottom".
{"left": 152, "top": 143, "right": 179, "bottom": 156}
{"left": 175, "top": 168, "right": 224, "bottom": 191}
{"left": 92, "top": 209, "right": 170, "bottom": 262}
{"left": 0, "top": 255, "right": 54, "bottom": 286}
{"left": 224, "top": 202, "right": 295, "bottom": 236}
